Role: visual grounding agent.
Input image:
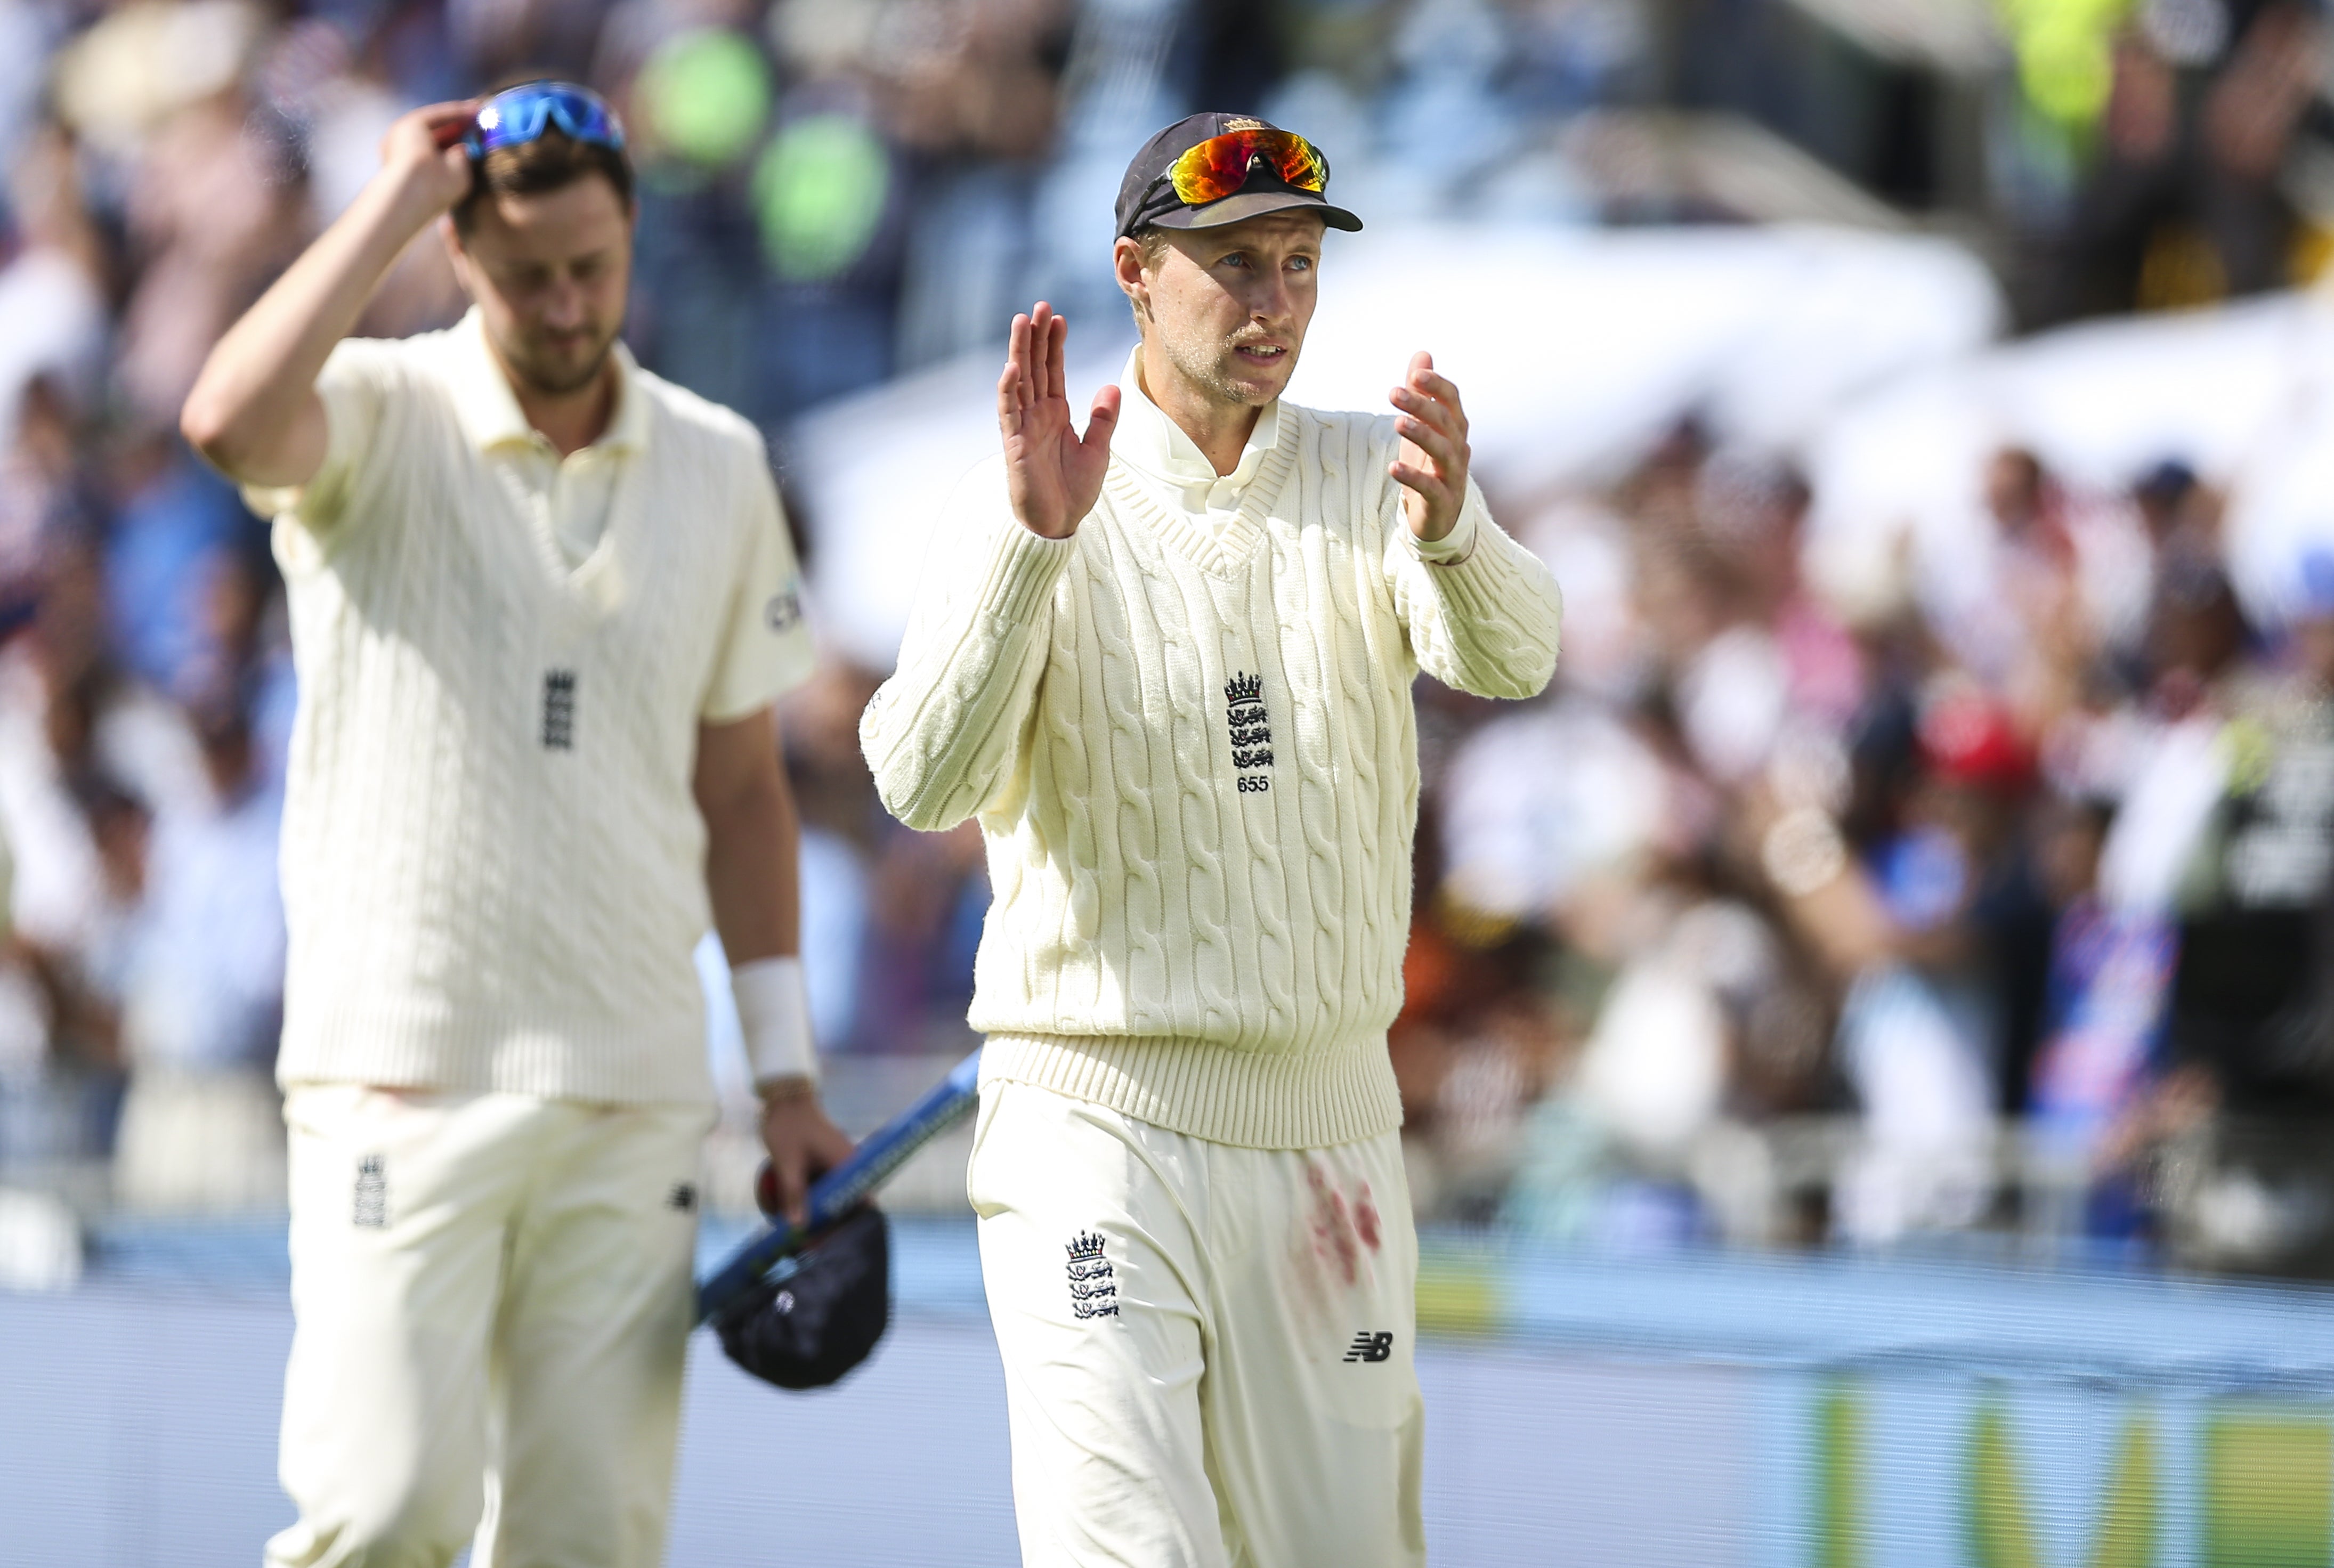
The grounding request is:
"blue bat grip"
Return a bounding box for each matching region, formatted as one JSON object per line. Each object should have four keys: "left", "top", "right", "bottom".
{"left": 695, "top": 1049, "right": 982, "bottom": 1326}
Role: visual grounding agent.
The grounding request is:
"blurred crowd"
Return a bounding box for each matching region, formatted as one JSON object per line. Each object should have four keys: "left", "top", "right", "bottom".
{"left": 1395, "top": 430, "right": 2334, "bottom": 1275}
{"left": 2, "top": 0, "right": 2332, "bottom": 1279}
{"left": 2021, "top": 0, "right": 2332, "bottom": 322}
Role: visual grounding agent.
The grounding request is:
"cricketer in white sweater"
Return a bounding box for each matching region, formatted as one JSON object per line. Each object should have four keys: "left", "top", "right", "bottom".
{"left": 862, "top": 352, "right": 1563, "bottom": 1149}
{"left": 255, "top": 310, "right": 813, "bottom": 1107}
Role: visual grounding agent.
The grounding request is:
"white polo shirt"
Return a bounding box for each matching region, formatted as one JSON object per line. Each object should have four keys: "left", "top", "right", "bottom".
{"left": 246, "top": 309, "right": 815, "bottom": 1105}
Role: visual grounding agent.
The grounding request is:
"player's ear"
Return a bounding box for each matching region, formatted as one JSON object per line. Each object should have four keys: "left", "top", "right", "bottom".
{"left": 1112, "top": 235, "right": 1149, "bottom": 317}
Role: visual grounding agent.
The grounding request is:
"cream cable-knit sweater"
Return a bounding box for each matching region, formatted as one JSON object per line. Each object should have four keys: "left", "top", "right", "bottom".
{"left": 862, "top": 397, "right": 1562, "bottom": 1148}
{"left": 250, "top": 318, "right": 814, "bottom": 1106}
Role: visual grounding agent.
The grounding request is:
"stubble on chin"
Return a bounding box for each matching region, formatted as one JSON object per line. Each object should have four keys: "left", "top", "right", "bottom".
{"left": 503, "top": 329, "right": 618, "bottom": 399}
{"left": 1161, "top": 328, "right": 1279, "bottom": 409}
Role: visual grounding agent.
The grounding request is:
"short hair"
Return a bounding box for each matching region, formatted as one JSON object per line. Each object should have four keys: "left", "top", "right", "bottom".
{"left": 452, "top": 129, "right": 634, "bottom": 234}
{"left": 1127, "top": 225, "right": 1172, "bottom": 323}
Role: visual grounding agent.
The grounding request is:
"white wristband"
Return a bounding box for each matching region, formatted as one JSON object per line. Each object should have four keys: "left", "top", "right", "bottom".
{"left": 732, "top": 955, "right": 817, "bottom": 1088}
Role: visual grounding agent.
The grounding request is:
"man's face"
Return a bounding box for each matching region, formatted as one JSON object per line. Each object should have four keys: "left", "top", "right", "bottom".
{"left": 447, "top": 175, "right": 633, "bottom": 397}
{"left": 1124, "top": 213, "right": 1325, "bottom": 408}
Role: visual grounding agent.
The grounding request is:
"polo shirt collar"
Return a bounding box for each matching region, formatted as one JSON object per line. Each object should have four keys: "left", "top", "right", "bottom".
{"left": 444, "top": 306, "right": 647, "bottom": 456}
{"left": 1114, "top": 346, "right": 1279, "bottom": 495}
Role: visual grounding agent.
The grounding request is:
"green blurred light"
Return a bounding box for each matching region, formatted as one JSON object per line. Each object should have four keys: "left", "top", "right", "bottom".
{"left": 752, "top": 114, "right": 889, "bottom": 282}
{"left": 1995, "top": 0, "right": 2132, "bottom": 128}
{"left": 639, "top": 29, "right": 772, "bottom": 168}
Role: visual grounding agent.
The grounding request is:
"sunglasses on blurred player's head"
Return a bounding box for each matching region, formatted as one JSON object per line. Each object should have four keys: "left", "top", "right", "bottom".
{"left": 463, "top": 83, "right": 626, "bottom": 161}
{"left": 1150, "top": 128, "right": 1330, "bottom": 208}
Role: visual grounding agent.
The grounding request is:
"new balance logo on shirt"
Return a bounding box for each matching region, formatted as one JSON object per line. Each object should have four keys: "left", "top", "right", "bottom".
{"left": 1343, "top": 1330, "right": 1394, "bottom": 1363}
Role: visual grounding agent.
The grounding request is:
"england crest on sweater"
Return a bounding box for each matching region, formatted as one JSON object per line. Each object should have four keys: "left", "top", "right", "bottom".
{"left": 1227, "top": 671, "right": 1275, "bottom": 791}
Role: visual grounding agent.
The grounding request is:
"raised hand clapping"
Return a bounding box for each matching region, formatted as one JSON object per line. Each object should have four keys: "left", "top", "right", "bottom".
{"left": 998, "top": 302, "right": 1122, "bottom": 540}
{"left": 1388, "top": 351, "right": 1471, "bottom": 543}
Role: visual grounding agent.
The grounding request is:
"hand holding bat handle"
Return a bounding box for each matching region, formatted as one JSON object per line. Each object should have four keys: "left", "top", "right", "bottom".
{"left": 695, "top": 1049, "right": 982, "bottom": 1328}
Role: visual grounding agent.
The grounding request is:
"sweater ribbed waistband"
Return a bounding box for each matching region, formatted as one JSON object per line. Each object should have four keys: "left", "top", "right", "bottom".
{"left": 978, "top": 1031, "right": 1403, "bottom": 1151}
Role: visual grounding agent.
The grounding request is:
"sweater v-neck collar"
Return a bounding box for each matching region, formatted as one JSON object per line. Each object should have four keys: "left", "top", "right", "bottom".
{"left": 1103, "top": 404, "right": 1298, "bottom": 579}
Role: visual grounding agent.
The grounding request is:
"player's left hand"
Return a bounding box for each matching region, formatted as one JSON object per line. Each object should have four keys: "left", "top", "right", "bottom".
{"left": 757, "top": 1079, "right": 856, "bottom": 1228}
{"left": 1389, "top": 351, "right": 1470, "bottom": 543}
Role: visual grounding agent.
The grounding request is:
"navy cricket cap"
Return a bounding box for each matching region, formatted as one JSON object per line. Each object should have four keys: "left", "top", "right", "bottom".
{"left": 714, "top": 1204, "right": 891, "bottom": 1391}
{"left": 1115, "top": 112, "right": 1364, "bottom": 241}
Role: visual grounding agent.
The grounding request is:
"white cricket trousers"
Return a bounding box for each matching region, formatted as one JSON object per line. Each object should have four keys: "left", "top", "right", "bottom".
{"left": 969, "top": 1078, "right": 1427, "bottom": 1568}
{"left": 264, "top": 1085, "right": 714, "bottom": 1568}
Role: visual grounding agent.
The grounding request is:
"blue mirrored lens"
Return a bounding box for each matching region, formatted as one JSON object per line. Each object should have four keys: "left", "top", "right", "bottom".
{"left": 467, "top": 84, "right": 625, "bottom": 158}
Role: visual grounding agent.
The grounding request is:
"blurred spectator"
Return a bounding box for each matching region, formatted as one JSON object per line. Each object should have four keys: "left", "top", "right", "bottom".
{"left": 112, "top": 697, "right": 286, "bottom": 1211}
{"left": 2024, "top": 793, "right": 2172, "bottom": 1240}
{"left": 2044, "top": 1, "right": 2328, "bottom": 322}
{"left": 102, "top": 437, "right": 254, "bottom": 699}
{"left": 2152, "top": 549, "right": 2334, "bottom": 1274}
{"left": 112, "top": 91, "right": 305, "bottom": 430}
{"left": 0, "top": 377, "right": 91, "bottom": 622}
{"left": 0, "top": 126, "right": 106, "bottom": 450}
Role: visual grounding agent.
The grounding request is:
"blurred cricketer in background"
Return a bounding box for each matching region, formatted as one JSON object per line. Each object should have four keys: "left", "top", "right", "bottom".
{"left": 181, "top": 83, "right": 851, "bottom": 1566}
{"left": 862, "top": 113, "right": 1564, "bottom": 1566}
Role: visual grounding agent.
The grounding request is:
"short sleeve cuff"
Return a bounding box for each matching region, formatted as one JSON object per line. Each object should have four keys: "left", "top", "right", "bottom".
{"left": 701, "top": 632, "right": 818, "bottom": 723}
{"left": 702, "top": 567, "right": 818, "bottom": 720}
{"left": 238, "top": 365, "right": 368, "bottom": 526}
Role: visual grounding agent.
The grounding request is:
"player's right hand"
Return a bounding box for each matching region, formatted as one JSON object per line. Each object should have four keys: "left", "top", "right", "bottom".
{"left": 376, "top": 101, "right": 479, "bottom": 223}
{"left": 999, "top": 302, "right": 1120, "bottom": 540}
{"left": 757, "top": 1083, "right": 857, "bottom": 1229}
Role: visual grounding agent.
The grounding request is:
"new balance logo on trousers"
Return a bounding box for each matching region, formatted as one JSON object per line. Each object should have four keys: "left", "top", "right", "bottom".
{"left": 1344, "top": 1331, "right": 1395, "bottom": 1363}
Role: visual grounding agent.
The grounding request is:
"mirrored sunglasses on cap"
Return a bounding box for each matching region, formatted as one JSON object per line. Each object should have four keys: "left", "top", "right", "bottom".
{"left": 1155, "top": 127, "right": 1330, "bottom": 207}
{"left": 464, "top": 82, "right": 626, "bottom": 160}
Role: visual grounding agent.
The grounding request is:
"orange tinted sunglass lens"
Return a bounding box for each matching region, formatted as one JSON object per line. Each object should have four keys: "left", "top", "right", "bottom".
{"left": 1267, "top": 134, "right": 1327, "bottom": 191}
{"left": 1169, "top": 134, "right": 1251, "bottom": 204}
{"left": 1168, "top": 131, "right": 1328, "bottom": 205}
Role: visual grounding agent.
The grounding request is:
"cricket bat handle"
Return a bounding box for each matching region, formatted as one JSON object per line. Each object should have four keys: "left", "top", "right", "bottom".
{"left": 694, "top": 1048, "right": 982, "bottom": 1326}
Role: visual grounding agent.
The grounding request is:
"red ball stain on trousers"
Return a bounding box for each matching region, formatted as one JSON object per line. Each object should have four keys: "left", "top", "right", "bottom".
{"left": 1305, "top": 1163, "right": 1385, "bottom": 1288}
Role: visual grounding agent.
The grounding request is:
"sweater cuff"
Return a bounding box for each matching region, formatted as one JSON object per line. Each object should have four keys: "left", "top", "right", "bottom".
{"left": 1402, "top": 497, "right": 1481, "bottom": 565}
{"left": 974, "top": 514, "right": 1077, "bottom": 624}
